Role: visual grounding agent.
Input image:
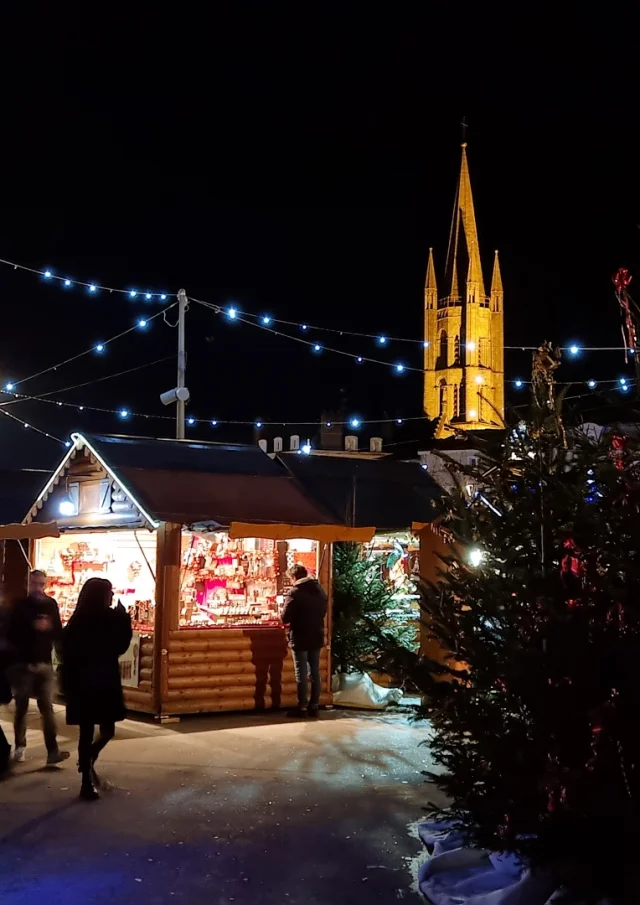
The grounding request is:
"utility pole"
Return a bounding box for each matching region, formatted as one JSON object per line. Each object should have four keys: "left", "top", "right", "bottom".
{"left": 159, "top": 290, "right": 190, "bottom": 438}
{"left": 176, "top": 289, "right": 188, "bottom": 439}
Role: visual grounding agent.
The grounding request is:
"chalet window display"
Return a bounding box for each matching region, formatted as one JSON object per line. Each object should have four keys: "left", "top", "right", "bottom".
{"left": 35, "top": 530, "right": 157, "bottom": 633}
{"left": 178, "top": 532, "right": 318, "bottom": 629}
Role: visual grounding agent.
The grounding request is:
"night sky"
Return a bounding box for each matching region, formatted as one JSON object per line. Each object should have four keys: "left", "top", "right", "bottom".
{"left": 1, "top": 7, "right": 639, "bottom": 463}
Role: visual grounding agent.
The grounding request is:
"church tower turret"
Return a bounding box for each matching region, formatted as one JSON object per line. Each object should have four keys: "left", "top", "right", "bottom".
{"left": 423, "top": 142, "right": 505, "bottom": 437}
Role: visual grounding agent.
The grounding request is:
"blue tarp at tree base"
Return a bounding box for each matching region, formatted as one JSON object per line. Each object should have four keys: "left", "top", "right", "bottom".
{"left": 418, "top": 821, "right": 571, "bottom": 905}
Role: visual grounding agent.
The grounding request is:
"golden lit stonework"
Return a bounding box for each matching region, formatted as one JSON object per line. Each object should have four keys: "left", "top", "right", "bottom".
{"left": 423, "top": 143, "right": 505, "bottom": 437}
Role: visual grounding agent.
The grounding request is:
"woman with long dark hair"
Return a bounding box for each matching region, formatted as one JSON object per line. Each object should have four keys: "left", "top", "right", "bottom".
{"left": 61, "top": 577, "right": 132, "bottom": 800}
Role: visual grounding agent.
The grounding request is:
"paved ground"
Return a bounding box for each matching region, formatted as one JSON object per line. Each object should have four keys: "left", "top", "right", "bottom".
{"left": 0, "top": 703, "right": 443, "bottom": 904}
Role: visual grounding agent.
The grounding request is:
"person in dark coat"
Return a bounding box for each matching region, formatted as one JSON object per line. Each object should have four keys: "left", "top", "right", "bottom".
{"left": 61, "top": 577, "right": 132, "bottom": 801}
{"left": 5, "top": 569, "right": 69, "bottom": 765}
{"left": 281, "top": 563, "right": 328, "bottom": 718}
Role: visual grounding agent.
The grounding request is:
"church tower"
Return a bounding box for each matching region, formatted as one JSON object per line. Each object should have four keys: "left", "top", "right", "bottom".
{"left": 423, "top": 142, "right": 504, "bottom": 437}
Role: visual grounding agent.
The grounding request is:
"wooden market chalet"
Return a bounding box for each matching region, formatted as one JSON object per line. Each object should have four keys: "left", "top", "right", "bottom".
{"left": 17, "top": 432, "right": 442, "bottom": 719}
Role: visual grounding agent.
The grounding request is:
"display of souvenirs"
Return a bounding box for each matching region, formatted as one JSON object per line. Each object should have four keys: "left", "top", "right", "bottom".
{"left": 35, "top": 531, "right": 157, "bottom": 633}
{"left": 178, "top": 533, "right": 317, "bottom": 629}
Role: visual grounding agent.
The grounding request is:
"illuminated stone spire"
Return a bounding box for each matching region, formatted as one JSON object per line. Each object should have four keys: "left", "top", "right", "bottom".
{"left": 443, "top": 143, "right": 485, "bottom": 303}
{"left": 423, "top": 141, "right": 505, "bottom": 436}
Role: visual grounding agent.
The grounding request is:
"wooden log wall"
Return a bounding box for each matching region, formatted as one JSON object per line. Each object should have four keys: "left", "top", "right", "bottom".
{"left": 162, "top": 628, "right": 331, "bottom": 715}
{"left": 123, "top": 634, "right": 154, "bottom": 713}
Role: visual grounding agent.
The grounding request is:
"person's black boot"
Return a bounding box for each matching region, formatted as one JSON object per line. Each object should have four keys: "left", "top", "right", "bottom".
{"left": 286, "top": 707, "right": 307, "bottom": 718}
{"left": 79, "top": 770, "right": 100, "bottom": 801}
{"left": 307, "top": 706, "right": 319, "bottom": 718}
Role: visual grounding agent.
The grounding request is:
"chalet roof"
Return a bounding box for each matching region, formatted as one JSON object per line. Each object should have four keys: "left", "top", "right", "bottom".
{"left": 280, "top": 453, "right": 442, "bottom": 532}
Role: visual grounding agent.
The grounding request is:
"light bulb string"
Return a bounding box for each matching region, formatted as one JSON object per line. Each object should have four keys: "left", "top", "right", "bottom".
{"left": 0, "top": 406, "right": 66, "bottom": 445}
{"left": 0, "top": 258, "right": 633, "bottom": 355}
{"left": 194, "top": 298, "right": 638, "bottom": 382}
{"left": 2, "top": 375, "right": 635, "bottom": 429}
{"left": 0, "top": 257, "right": 172, "bottom": 300}
{"left": 193, "top": 298, "right": 425, "bottom": 373}
{"left": 190, "top": 295, "right": 637, "bottom": 354}
{"left": 0, "top": 355, "right": 176, "bottom": 410}
{"left": 6, "top": 300, "right": 178, "bottom": 391}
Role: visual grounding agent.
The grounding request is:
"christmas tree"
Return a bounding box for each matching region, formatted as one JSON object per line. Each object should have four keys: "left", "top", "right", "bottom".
{"left": 417, "top": 418, "right": 640, "bottom": 903}
{"left": 331, "top": 542, "right": 417, "bottom": 676}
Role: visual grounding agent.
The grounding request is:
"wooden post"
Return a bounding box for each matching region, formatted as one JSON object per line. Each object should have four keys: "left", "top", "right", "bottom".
{"left": 153, "top": 522, "right": 182, "bottom": 717}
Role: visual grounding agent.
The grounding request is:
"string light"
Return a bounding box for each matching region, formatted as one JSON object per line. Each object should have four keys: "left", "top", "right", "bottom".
{"left": 514, "top": 379, "right": 524, "bottom": 388}
{"left": 349, "top": 418, "right": 361, "bottom": 428}
{"left": 301, "top": 443, "right": 312, "bottom": 455}
{"left": 211, "top": 420, "right": 218, "bottom": 426}
{"left": 187, "top": 417, "right": 196, "bottom": 425}
{"left": 4, "top": 257, "right": 640, "bottom": 357}
{"left": 588, "top": 379, "right": 597, "bottom": 389}
{"left": 466, "top": 341, "right": 476, "bottom": 351}
{"left": 137, "top": 319, "right": 147, "bottom": 328}
{"left": 313, "top": 344, "right": 322, "bottom": 352}
{"left": 227, "top": 307, "right": 238, "bottom": 319}
{"left": 395, "top": 363, "right": 405, "bottom": 373}
{"left": 262, "top": 316, "right": 272, "bottom": 325}
{"left": 378, "top": 336, "right": 387, "bottom": 345}
{"left": 4, "top": 382, "right": 14, "bottom": 391}
{"left": 6, "top": 300, "right": 177, "bottom": 390}
{"left": 0, "top": 258, "right": 172, "bottom": 301}
{"left": 119, "top": 409, "right": 129, "bottom": 419}
{"left": 0, "top": 406, "right": 67, "bottom": 446}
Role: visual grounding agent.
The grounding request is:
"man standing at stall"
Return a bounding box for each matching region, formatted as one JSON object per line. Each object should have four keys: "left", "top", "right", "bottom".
{"left": 6, "top": 570, "right": 69, "bottom": 765}
{"left": 282, "top": 563, "right": 328, "bottom": 718}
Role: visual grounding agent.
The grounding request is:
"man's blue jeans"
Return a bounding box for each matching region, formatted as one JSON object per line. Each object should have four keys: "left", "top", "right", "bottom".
{"left": 292, "top": 649, "right": 321, "bottom": 709}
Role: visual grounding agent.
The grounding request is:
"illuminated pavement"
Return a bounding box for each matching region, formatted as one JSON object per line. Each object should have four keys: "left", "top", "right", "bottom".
{"left": 0, "top": 705, "right": 443, "bottom": 904}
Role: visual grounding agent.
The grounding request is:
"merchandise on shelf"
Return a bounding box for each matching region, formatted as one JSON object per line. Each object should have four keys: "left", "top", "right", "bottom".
{"left": 35, "top": 531, "right": 157, "bottom": 633}
{"left": 178, "top": 533, "right": 317, "bottom": 629}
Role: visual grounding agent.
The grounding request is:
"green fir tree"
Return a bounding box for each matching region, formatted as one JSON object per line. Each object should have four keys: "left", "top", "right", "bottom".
{"left": 416, "top": 424, "right": 640, "bottom": 903}
{"left": 331, "top": 542, "right": 417, "bottom": 676}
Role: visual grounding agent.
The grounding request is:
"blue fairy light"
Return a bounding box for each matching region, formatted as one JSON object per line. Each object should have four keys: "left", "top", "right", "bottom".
{"left": 137, "top": 319, "right": 147, "bottom": 328}
{"left": 301, "top": 324, "right": 308, "bottom": 331}
{"left": 119, "top": 409, "right": 129, "bottom": 419}
{"left": 129, "top": 290, "right": 138, "bottom": 298}
{"left": 160, "top": 294, "right": 167, "bottom": 300}
{"left": 395, "top": 363, "right": 405, "bottom": 373}
{"left": 187, "top": 417, "right": 195, "bottom": 425}
{"left": 569, "top": 344, "right": 580, "bottom": 355}
{"left": 587, "top": 379, "right": 597, "bottom": 389}
{"left": 356, "top": 356, "right": 363, "bottom": 363}
{"left": 262, "top": 316, "right": 271, "bottom": 325}
{"left": 211, "top": 420, "right": 218, "bottom": 427}
{"left": 313, "top": 344, "right": 322, "bottom": 352}
{"left": 514, "top": 379, "right": 524, "bottom": 388}
{"left": 64, "top": 279, "right": 72, "bottom": 287}
{"left": 349, "top": 417, "right": 361, "bottom": 428}
{"left": 95, "top": 344, "right": 104, "bottom": 353}
{"left": 4, "top": 382, "right": 14, "bottom": 391}
{"left": 44, "top": 270, "right": 52, "bottom": 279}
{"left": 255, "top": 421, "right": 263, "bottom": 428}
{"left": 228, "top": 307, "right": 237, "bottom": 319}
{"left": 89, "top": 284, "right": 97, "bottom": 293}
{"left": 145, "top": 293, "right": 152, "bottom": 300}
{"left": 378, "top": 336, "right": 387, "bottom": 345}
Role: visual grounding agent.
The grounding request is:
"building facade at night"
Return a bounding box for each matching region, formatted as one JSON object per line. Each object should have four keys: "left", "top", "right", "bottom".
{"left": 423, "top": 142, "right": 505, "bottom": 438}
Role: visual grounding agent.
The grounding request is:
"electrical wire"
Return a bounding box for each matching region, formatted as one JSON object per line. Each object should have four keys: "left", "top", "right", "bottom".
{"left": 5, "top": 301, "right": 178, "bottom": 391}
{"left": 0, "top": 406, "right": 67, "bottom": 445}
{"left": 0, "top": 355, "right": 176, "bottom": 409}
{"left": 0, "top": 257, "right": 172, "bottom": 300}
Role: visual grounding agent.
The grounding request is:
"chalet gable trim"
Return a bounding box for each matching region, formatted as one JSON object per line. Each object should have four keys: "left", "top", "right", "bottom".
{"left": 23, "top": 432, "right": 159, "bottom": 530}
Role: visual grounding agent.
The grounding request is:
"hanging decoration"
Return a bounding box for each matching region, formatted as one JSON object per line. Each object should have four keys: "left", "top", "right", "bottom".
{"left": 613, "top": 267, "right": 640, "bottom": 394}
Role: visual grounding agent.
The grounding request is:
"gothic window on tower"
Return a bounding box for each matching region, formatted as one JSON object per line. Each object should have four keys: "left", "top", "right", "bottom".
{"left": 479, "top": 337, "right": 489, "bottom": 368}
{"left": 453, "top": 384, "right": 460, "bottom": 418}
{"left": 438, "top": 330, "right": 448, "bottom": 368}
{"left": 439, "top": 379, "right": 447, "bottom": 419}
{"left": 454, "top": 335, "right": 460, "bottom": 364}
